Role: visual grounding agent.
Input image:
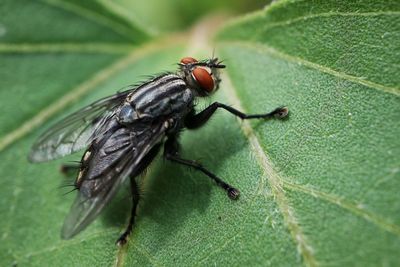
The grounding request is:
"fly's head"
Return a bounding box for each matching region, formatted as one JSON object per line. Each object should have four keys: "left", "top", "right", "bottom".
{"left": 178, "top": 57, "right": 225, "bottom": 97}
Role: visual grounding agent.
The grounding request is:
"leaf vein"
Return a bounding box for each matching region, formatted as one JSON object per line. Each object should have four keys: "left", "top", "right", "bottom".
{"left": 39, "top": 0, "right": 140, "bottom": 41}
{"left": 15, "top": 229, "right": 118, "bottom": 260}
{"left": 132, "top": 244, "right": 164, "bottom": 267}
{"left": 262, "top": 11, "right": 400, "bottom": 32}
{"left": 282, "top": 180, "right": 400, "bottom": 236}
{"left": 219, "top": 41, "right": 400, "bottom": 96}
{"left": 198, "top": 232, "right": 240, "bottom": 264}
{"left": 97, "top": 0, "right": 157, "bottom": 36}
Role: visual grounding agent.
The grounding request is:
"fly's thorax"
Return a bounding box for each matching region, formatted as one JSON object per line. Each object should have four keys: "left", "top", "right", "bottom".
{"left": 118, "top": 73, "right": 194, "bottom": 124}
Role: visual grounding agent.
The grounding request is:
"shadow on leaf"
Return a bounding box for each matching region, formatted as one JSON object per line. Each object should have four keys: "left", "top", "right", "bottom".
{"left": 100, "top": 113, "right": 247, "bottom": 247}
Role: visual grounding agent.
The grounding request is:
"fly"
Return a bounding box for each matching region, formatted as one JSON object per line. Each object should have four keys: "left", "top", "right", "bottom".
{"left": 29, "top": 56, "right": 289, "bottom": 245}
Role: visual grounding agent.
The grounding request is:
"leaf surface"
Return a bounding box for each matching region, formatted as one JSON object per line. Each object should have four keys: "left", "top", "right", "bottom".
{"left": 216, "top": 0, "right": 400, "bottom": 265}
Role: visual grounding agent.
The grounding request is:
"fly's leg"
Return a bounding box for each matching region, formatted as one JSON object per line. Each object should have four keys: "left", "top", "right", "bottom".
{"left": 164, "top": 137, "right": 240, "bottom": 200}
{"left": 116, "top": 144, "right": 161, "bottom": 246}
{"left": 116, "top": 175, "right": 140, "bottom": 246}
{"left": 185, "top": 102, "right": 288, "bottom": 129}
{"left": 168, "top": 156, "right": 240, "bottom": 200}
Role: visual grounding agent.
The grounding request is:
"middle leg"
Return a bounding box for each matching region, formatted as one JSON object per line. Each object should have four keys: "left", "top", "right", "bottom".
{"left": 164, "top": 136, "right": 240, "bottom": 200}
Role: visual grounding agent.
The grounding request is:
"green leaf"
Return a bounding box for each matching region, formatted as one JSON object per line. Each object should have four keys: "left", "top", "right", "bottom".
{"left": 216, "top": 0, "right": 400, "bottom": 266}
{"left": 0, "top": 0, "right": 399, "bottom": 266}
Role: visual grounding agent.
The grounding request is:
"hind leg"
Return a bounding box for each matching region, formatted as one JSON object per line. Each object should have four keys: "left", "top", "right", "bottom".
{"left": 116, "top": 175, "right": 140, "bottom": 246}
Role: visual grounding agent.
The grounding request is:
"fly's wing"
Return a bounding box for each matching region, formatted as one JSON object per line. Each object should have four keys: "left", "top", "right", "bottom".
{"left": 61, "top": 121, "right": 167, "bottom": 239}
{"left": 29, "top": 87, "right": 135, "bottom": 162}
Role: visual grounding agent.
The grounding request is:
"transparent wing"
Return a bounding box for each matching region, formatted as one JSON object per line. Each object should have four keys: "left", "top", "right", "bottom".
{"left": 61, "top": 121, "right": 167, "bottom": 239}
{"left": 29, "top": 88, "right": 134, "bottom": 162}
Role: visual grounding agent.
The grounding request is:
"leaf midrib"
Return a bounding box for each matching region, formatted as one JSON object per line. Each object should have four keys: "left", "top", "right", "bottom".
{"left": 221, "top": 72, "right": 318, "bottom": 267}
{"left": 213, "top": 30, "right": 400, "bottom": 264}
{"left": 178, "top": 15, "right": 319, "bottom": 267}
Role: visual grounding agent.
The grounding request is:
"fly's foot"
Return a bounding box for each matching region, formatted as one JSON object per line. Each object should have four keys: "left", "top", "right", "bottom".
{"left": 227, "top": 188, "right": 240, "bottom": 200}
{"left": 273, "top": 107, "right": 289, "bottom": 119}
{"left": 116, "top": 232, "right": 130, "bottom": 246}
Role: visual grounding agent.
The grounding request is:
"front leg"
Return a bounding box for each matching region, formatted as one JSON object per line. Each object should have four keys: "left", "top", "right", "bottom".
{"left": 185, "top": 102, "right": 288, "bottom": 129}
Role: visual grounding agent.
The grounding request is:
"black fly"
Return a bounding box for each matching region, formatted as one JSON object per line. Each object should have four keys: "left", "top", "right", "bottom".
{"left": 29, "top": 56, "right": 289, "bottom": 245}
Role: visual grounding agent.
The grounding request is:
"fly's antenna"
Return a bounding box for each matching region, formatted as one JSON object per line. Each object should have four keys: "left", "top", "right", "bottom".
{"left": 212, "top": 59, "right": 225, "bottom": 69}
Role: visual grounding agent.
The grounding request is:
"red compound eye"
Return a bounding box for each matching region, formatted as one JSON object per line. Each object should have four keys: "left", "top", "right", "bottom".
{"left": 180, "top": 57, "right": 198, "bottom": 64}
{"left": 192, "top": 67, "right": 214, "bottom": 93}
